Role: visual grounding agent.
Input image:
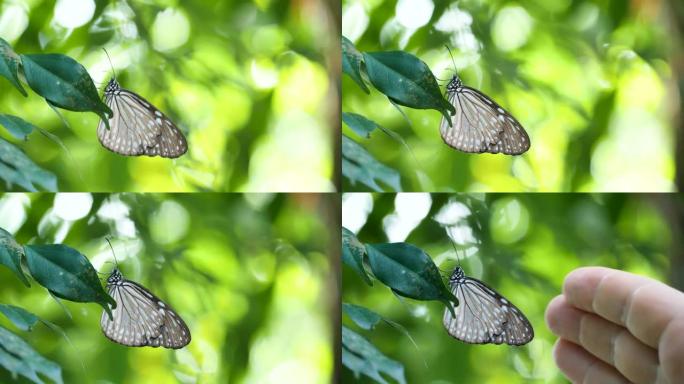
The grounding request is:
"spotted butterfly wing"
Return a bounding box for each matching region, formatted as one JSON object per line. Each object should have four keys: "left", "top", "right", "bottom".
{"left": 97, "top": 78, "right": 188, "bottom": 158}
{"left": 443, "top": 266, "right": 533, "bottom": 345}
{"left": 100, "top": 269, "right": 191, "bottom": 349}
{"left": 439, "top": 75, "right": 530, "bottom": 155}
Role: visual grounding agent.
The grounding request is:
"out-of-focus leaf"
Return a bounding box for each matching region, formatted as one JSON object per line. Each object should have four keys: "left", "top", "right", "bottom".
{"left": 363, "top": 51, "right": 454, "bottom": 122}
{"left": 0, "top": 38, "right": 27, "bottom": 96}
{"left": 365, "top": 242, "right": 457, "bottom": 312}
{"left": 342, "top": 326, "right": 406, "bottom": 384}
{"left": 0, "top": 138, "right": 57, "bottom": 192}
{"left": 342, "top": 113, "right": 416, "bottom": 168}
{"left": 343, "top": 303, "right": 421, "bottom": 355}
{"left": 0, "top": 304, "right": 38, "bottom": 331}
{"left": 23, "top": 244, "right": 115, "bottom": 318}
{"left": 20, "top": 54, "right": 112, "bottom": 127}
{"left": 0, "top": 227, "right": 30, "bottom": 286}
{"left": 0, "top": 114, "right": 35, "bottom": 140}
{"left": 342, "top": 112, "right": 377, "bottom": 138}
{"left": 0, "top": 325, "right": 63, "bottom": 384}
{"left": 343, "top": 303, "right": 381, "bottom": 330}
{"left": 342, "top": 227, "right": 372, "bottom": 284}
{"left": 342, "top": 36, "right": 370, "bottom": 93}
{"left": 342, "top": 135, "right": 402, "bottom": 192}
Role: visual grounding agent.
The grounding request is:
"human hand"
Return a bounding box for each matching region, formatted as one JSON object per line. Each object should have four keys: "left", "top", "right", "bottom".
{"left": 545, "top": 266, "right": 684, "bottom": 384}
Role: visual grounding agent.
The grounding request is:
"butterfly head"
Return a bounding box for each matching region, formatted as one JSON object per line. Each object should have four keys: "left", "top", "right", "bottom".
{"left": 107, "top": 268, "right": 123, "bottom": 285}
{"left": 449, "top": 266, "right": 465, "bottom": 282}
{"left": 446, "top": 75, "right": 463, "bottom": 92}
{"left": 104, "top": 78, "right": 121, "bottom": 94}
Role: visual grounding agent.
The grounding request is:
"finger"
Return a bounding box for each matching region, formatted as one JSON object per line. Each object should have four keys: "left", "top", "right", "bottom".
{"left": 552, "top": 338, "right": 629, "bottom": 384}
{"left": 546, "top": 295, "right": 660, "bottom": 384}
{"left": 563, "top": 266, "right": 684, "bottom": 349}
{"left": 660, "top": 314, "right": 684, "bottom": 383}
{"left": 545, "top": 295, "right": 581, "bottom": 340}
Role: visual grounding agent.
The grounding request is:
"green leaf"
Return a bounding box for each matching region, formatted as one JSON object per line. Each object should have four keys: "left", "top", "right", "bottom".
{"left": 0, "top": 38, "right": 27, "bottom": 96}
{"left": 365, "top": 242, "right": 457, "bottom": 311}
{"left": 342, "top": 112, "right": 377, "bottom": 138}
{"left": 343, "top": 303, "right": 422, "bottom": 356}
{"left": 23, "top": 244, "right": 115, "bottom": 318}
{"left": 20, "top": 54, "right": 112, "bottom": 125}
{"left": 0, "top": 304, "right": 38, "bottom": 331}
{"left": 342, "top": 36, "right": 370, "bottom": 94}
{"left": 342, "top": 135, "right": 402, "bottom": 192}
{"left": 0, "top": 325, "right": 63, "bottom": 384}
{"left": 342, "top": 227, "right": 372, "bottom": 284}
{"left": 363, "top": 51, "right": 454, "bottom": 122}
{"left": 0, "top": 227, "right": 30, "bottom": 286}
{"left": 342, "top": 112, "right": 416, "bottom": 164}
{"left": 0, "top": 114, "right": 35, "bottom": 140}
{"left": 342, "top": 326, "right": 406, "bottom": 384}
{"left": 343, "top": 303, "right": 381, "bottom": 330}
{"left": 0, "top": 138, "right": 58, "bottom": 191}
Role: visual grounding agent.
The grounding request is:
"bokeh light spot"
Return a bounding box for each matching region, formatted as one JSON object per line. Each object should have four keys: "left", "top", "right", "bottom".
{"left": 151, "top": 8, "right": 190, "bottom": 52}
{"left": 54, "top": 0, "right": 95, "bottom": 29}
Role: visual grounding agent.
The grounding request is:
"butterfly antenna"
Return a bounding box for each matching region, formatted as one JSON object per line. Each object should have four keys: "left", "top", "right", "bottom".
{"left": 102, "top": 48, "right": 117, "bottom": 80}
{"left": 446, "top": 227, "right": 462, "bottom": 268}
{"left": 105, "top": 237, "right": 119, "bottom": 268}
{"left": 444, "top": 45, "right": 458, "bottom": 72}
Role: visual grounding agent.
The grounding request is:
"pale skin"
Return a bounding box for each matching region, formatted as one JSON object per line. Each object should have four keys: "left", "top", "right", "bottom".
{"left": 545, "top": 266, "right": 684, "bottom": 384}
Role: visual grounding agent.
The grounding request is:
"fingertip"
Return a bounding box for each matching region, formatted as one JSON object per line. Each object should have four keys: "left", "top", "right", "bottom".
{"left": 563, "top": 266, "right": 616, "bottom": 310}
{"left": 545, "top": 295, "right": 566, "bottom": 334}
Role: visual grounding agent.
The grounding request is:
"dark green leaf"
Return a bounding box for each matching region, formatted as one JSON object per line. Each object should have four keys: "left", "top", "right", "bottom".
{"left": 342, "top": 227, "right": 372, "bottom": 284}
{"left": 342, "top": 112, "right": 377, "bottom": 138}
{"left": 363, "top": 51, "right": 454, "bottom": 121}
{"left": 0, "top": 138, "right": 57, "bottom": 192}
{"left": 342, "top": 36, "right": 370, "bottom": 94}
{"left": 0, "top": 304, "right": 38, "bottom": 331}
{"left": 0, "top": 38, "right": 27, "bottom": 96}
{"left": 20, "top": 54, "right": 112, "bottom": 125}
{"left": 365, "top": 242, "right": 456, "bottom": 311}
{"left": 0, "top": 227, "right": 30, "bottom": 286}
{"left": 342, "top": 135, "right": 402, "bottom": 192}
{"left": 0, "top": 114, "right": 35, "bottom": 140}
{"left": 23, "top": 244, "right": 115, "bottom": 318}
{"left": 343, "top": 303, "right": 381, "bottom": 330}
{"left": 342, "top": 326, "right": 406, "bottom": 384}
{"left": 0, "top": 325, "right": 63, "bottom": 384}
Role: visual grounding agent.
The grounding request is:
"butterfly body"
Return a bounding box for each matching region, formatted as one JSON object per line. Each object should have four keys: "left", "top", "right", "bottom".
{"left": 100, "top": 268, "right": 191, "bottom": 349}
{"left": 440, "top": 75, "right": 530, "bottom": 155}
{"left": 443, "top": 266, "right": 533, "bottom": 345}
{"left": 97, "top": 78, "right": 188, "bottom": 158}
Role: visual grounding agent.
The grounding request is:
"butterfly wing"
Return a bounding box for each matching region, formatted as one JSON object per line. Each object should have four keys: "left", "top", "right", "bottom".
{"left": 440, "top": 86, "right": 530, "bottom": 155}
{"left": 443, "top": 274, "right": 533, "bottom": 345}
{"left": 101, "top": 277, "right": 191, "bottom": 349}
{"left": 97, "top": 84, "right": 188, "bottom": 158}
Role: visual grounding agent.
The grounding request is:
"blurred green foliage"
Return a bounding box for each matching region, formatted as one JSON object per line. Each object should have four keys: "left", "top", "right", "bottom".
{"left": 342, "top": 192, "right": 679, "bottom": 383}
{"left": 0, "top": 0, "right": 337, "bottom": 192}
{"left": 0, "top": 192, "right": 335, "bottom": 383}
{"left": 342, "top": 0, "right": 680, "bottom": 192}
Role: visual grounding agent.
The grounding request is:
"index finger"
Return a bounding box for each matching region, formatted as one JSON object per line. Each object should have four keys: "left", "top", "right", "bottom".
{"left": 563, "top": 266, "right": 684, "bottom": 349}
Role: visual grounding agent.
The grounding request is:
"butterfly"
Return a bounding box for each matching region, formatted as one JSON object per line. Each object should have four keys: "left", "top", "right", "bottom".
{"left": 443, "top": 266, "right": 533, "bottom": 345}
{"left": 97, "top": 78, "right": 188, "bottom": 158}
{"left": 100, "top": 268, "right": 191, "bottom": 349}
{"left": 439, "top": 74, "right": 530, "bottom": 155}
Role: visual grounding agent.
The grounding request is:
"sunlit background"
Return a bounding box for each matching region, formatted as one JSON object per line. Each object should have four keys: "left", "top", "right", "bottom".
{"left": 0, "top": 192, "right": 336, "bottom": 383}
{"left": 342, "top": 0, "right": 682, "bottom": 192}
{"left": 0, "top": 0, "right": 338, "bottom": 192}
{"left": 342, "top": 192, "right": 680, "bottom": 383}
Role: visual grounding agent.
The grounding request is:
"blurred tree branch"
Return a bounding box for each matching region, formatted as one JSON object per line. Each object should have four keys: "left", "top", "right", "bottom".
{"left": 669, "top": 0, "right": 684, "bottom": 190}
